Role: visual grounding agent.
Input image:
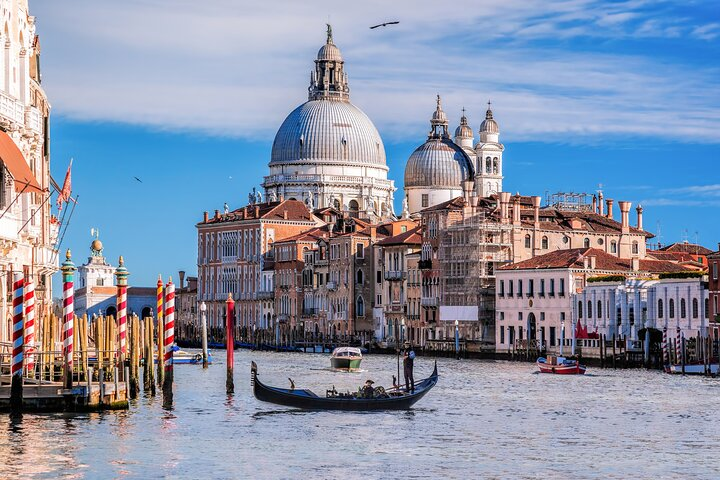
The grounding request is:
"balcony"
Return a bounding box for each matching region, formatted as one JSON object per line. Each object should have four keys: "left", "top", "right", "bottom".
{"left": 418, "top": 259, "right": 432, "bottom": 270}
{"left": 256, "top": 291, "right": 274, "bottom": 300}
{"left": 326, "top": 281, "right": 337, "bottom": 291}
{"left": 421, "top": 297, "right": 439, "bottom": 307}
{"left": 384, "top": 270, "right": 406, "bottom": 281}
{"left": 301, "top": 307, "right": 320, "bottom": 317}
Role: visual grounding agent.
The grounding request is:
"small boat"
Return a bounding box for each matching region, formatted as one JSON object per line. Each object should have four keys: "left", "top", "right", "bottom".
{"left": 143, "top": 346, "right": 213, "bottom": 365}
{"left": 251, "top": 361, "right": 438, "bottom": 411}
{"left": 665, "top": 363, "right": 720, "bottom": 375}
{"left": 330, "top": 347, "right": 363, "bottom": 370}
{"left": 537, "top": 356, "right": 586, "bottom": 375}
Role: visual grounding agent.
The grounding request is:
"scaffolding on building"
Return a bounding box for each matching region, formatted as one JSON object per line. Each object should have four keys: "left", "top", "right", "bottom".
{"left": 546, "top": 192, "right": 594, "bottom": 212}
{"left": 438, "top": 210, "right": 513, "bottom": 326}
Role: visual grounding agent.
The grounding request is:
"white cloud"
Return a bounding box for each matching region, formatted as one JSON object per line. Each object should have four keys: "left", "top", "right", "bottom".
{"left": 31, "top": 0, "right": 720, "bottom": 143}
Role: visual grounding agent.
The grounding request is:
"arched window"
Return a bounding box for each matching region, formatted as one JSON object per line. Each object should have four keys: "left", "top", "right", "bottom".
{"left": 541, "top": 236, "right": 548, "bottom": 249}
{"left": 597, "top": 300, "right": 602, "bottom": 318}
{"left": 356, "top": 296, "right": 365, "bottom": 317}
{"left": 669, "top": 299, "right": 675, "bottom": 319}
{"left": 348, "top": 200, "right": 359, "bottom": 218}
{"left": 680, "top": 298, "right": 686, "bottom": 318}
{"left": 587, "top": 300, "right": 592, "bottom": 318}
{"left": 356, "top": 269, "right": 364, "bottom": 285}
{"left": 525, "top": 234, "right": 531, "bottom": 249}
{"left": 610, "top": 241, "right": 617, "bottom": 253}
{"left": 578, "top": 301, "right": 583, "bottom": 318}
{"left": 485, "top": 157, "right": 491, "bottom": 173}
{"left": 492, "top": 157, "right": 499, "bottom": 174}
{"left": 583, "top": 238, "right": 590, "bottom": 248}
{"left": 632, "top": 241, "right": 639, "bottom": 254}
{"left": 692, "top": 298, "right": 699, "bottom": 318}
{"left": 658, "top": 299, "right": 663, "bottom": 318}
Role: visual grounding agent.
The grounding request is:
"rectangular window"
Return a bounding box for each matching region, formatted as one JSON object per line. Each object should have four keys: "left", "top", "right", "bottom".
{"left": 499, "top": 312, "right": 505, "bottom": 321}
{"left": 508, "top": 280, "right": 514, "bottom": 296}
{"left": 550, "top": 326, "right": 556, "bottom": 346}
{"left": 499, "top": 280, "right": 505, "bottom": 296}
{"left": 517, "top": 280, "right": 523, "bottom": 296}
{"left": 376, "top": 270, "right": 382, "bottom": 283}
{"left": 528, "top": 279, "right": 534, "bottom": 296}
{"left": 540, "top": 279, "right": 545, "bottom": 296}
{"left": 540, "top": 312, "right": 545, "bottom": 322}
{"left": 519, "top": 326, "right": 524, "bottom": 340}
{"left": 421, "top": 194, "right": 429, "bottom": 208}
{"left": 549, "top": 279, "right": 555, "bottom": 296}
{"left": 509, "top": 326, "right": 515, "bottom": 345}
{"left": 559, "top": 278, "right": 565, "bottom": 296}
{"left": 356, "top": 243, "right": 364, "bottom": 259}
{"left": 714, "top": 262, "right": 718, "bottom": 280}
{"left": 500, "top": 326, "right": 505, "bottom": 344}
{"left": 540, "top": 326, "right": 546, "bottom": 345}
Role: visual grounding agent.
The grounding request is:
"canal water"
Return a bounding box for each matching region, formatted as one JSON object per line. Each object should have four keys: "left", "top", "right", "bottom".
{"left": 1, "top": 351, "right": 719, "bottom": 479}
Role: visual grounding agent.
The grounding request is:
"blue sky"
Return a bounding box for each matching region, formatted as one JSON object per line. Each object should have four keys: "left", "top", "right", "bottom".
{"left": 32, "top": 0, "right": 719, "bottom": 293}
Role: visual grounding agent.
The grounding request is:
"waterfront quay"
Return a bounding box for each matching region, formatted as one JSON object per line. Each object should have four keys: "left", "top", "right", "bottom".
{"left": 1, "top": 352, "right": 719, "bottom": 479}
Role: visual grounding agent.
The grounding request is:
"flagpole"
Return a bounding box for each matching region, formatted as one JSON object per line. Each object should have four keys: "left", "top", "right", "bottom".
{"left": 0, "top": 179, "right": 31, "bottom": 221}
{"left": 52, "top": 194, "right": 79, "bottom": 264}
{"left": 16, "top": 187, "right": 56, "bottom": 234}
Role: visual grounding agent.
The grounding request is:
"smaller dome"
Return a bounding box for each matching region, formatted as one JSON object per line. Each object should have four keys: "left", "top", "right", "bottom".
{"left": 317, "top": 42, "right": 342, "bottom": 62}
{"left": 455, "top": 109, "right": 473, "bottom": 138}
{"left": 404, "top": 138, "right": 474, "bottom": 188}
{"left": 479, "top": 107, "right": 499, "bottom": 134}
{"left": 91, "top": 239, "right": 103, "bottom": 252}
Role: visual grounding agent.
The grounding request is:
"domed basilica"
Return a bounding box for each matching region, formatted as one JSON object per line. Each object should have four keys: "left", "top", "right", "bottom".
{"left": 263, "top": 26, "right": 395, "bottom": 218}
{"left": 262, "top": 26, "right": 505, "bottom": 218}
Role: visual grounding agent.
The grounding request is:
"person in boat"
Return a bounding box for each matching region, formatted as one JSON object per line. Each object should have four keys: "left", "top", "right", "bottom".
{"left": 403, "top": 343, "right": 415, "bottom": 393}
{"left": 361, "top": 379, "right": 375, "bottom": 398}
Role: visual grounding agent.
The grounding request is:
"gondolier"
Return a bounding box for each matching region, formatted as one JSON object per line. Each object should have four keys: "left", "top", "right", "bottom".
{"left": 403, "top": 343, "right": 415, "bottom": 392}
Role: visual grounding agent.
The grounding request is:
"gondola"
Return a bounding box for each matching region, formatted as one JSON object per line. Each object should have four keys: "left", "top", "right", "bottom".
{"left": 251, "top": 361, "right": 438, "bottom": 411}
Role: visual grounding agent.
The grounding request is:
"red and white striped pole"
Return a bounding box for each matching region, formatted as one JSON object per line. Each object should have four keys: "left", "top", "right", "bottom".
{"left": 24, "top": 278, "right": 35, "bottom": 377}
{"left": 61, "top": 250, "right": 77, "bottom": 389}
{"left": 162, "top": 278, "right": 175, "bottom": 403}
{"left": 10, "top": 272, "right": 24, "bottom": 410}
{"left": 114, "top": 256, "right": 129, "bottom": 358}
{"left": 156, "top": 275, "right": 164, "bottom": 387}
{"left": 675, "top": 327, "right": 681, "bottom": 365}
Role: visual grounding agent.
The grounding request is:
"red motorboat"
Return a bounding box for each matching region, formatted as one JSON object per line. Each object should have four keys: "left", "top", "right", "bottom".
{"left": 537, "top": 356, "right": 586, "bottom": 375}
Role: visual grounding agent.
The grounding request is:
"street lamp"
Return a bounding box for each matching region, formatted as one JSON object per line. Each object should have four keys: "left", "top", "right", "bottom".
{"left": 200, "top": 302, "right": 208, "bottom": 368}
{"left": 455, "top": 319, "right": 459, "bottom": 359}
{"left": 560, "top": 318, "right": 565, "bottom": 357}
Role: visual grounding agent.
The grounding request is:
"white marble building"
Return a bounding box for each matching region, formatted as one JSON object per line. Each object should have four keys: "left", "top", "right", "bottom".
{"left": 0, "top": 0, "right": 56, "bottom": 340}
{"left": 262, "top": 26, "right": 395, "bottom": 219}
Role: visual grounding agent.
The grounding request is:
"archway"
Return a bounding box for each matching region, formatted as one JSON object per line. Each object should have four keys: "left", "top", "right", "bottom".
{"left": 106, "top": 306, "right": 117, "bottom": 318}
{"left": 348, "top": 200, "right": 359, "bottom": 218}
{"left": 528, "top": 312, "right": 537, "bottom": 340}
{"left": 141, "top": 306, "right": 152, "bottom": 319}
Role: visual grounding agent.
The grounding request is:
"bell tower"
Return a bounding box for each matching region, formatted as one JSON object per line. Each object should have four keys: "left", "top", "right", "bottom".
{"left": 474, "top": 102, "right": 504, "bottom": 198}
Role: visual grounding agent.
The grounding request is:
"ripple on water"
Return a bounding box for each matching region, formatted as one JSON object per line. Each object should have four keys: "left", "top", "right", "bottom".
{"left": 1, "top": 353, "right": 720, "bottom": 479}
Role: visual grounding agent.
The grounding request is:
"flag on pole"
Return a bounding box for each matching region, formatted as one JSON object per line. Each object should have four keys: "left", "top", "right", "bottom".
{"left": 57, "top": 158, "right": 73, "bottom": 211}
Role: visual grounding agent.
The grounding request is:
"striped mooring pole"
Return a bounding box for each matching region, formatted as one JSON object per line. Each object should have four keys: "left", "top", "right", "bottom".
{"left": 162, "top": 278, "right": 175, "bottom": 404}
{"left": 675, "top": 327, "right": 681, "bottom": 365}
{"left": 156, "top": 275, "right": 164, "bottom": 387}
{"left": 24, "top": 278, "right": 36, "bottom": 377}
{"left": 226, "top": 293, "right": 235, "bottom": 395}
{"left": 11, "top": 272, "right": 24, "bottom": 411}
{"left": 662, "top": 326, "right": 668, "bottom": 367}
{"left": 61, "top": 249, "right": 77, "bottom": 389}
{"left": 115, "top": 256, "right": 130, "bottom": 359}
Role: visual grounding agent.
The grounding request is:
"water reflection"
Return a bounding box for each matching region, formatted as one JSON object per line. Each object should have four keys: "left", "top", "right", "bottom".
{"left": 0, "top": 352, "right": 719, "bottom": 478}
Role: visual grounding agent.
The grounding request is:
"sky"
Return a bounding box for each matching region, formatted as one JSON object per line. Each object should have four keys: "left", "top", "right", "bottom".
{"left": 31, "top": 0, "right": 719, "bottom": 294}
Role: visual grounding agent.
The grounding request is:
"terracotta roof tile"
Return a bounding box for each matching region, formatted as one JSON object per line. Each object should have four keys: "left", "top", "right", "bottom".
{"left": 659, "top": 242, "right": 714, "bottom": 255}
{"left": 377, "top": 226, "right": 423, "bottom": 246}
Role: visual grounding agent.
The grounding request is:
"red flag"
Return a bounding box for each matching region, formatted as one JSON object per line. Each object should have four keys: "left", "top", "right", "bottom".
{"left": 57, "top": 158, "right": 72, "bottom": 211}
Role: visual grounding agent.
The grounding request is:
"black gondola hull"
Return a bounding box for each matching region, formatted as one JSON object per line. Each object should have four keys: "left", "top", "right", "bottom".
{"left": 251, "top": 362, "right": 438, "bottom": 411}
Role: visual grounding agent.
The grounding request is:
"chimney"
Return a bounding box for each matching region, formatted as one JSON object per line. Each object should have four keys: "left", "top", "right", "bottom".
{"left": 636, "top": 204, "right": 643, "bottom": 231}
{"left": 589, "top": 255, "right": 596, "bottom": 270}
{"left": 283, "top": 209, "right": 288, "bottom": 220}
{"left": 606, "top": 199, "right": 614, "bottom": 219}
{"left": 279, "top": 194, "right": 285, "bottom": 202}
{"left": 370, "top": 225, "right": 377, "bottom": 243}
{"left": 512, "top": 196, "right": 521, "bottom": 226}
{"left": 583, "top": 256, "right": 590, "bottom": 269}
{"left": 214, "top": 209, "right": 220, "bottom": 220}
{"left": 243, "top": 207, "right": 248, "bottom": 218}
{"left": 532, "top": 196, "right": 541, "bottom": 228}
{"left": 255, "top": 205, "right": 260, "bottom": 217}
{"left": 462, "top": 180, "right": 473, "bottom": 205}
{"left": 631, "top": 257, "right": 640, "bottom": 271}
{"left": 592, "top": 195, "right": 597, "bottom": 213}
{"left": 598, "top": 191, "right": 604, "bottom": 216}
{"left": 618, "top": 201, "right": 631, "bottom": 234}
{"left": 203, "top": 211, "right": 209, "bottom": 223}
{"left": 178, "top": 270, "right": 186, "bottom": 289}
{"left": 499, "top": 192, "right": 511, "bottom": 223}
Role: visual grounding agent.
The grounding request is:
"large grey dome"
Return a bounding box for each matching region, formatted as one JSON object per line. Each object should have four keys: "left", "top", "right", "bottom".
{"left": 270, "top": 100, "right": 387, "bottom": 167}
{"left": 404, "top": 138, "right": 474, "bottom": 188}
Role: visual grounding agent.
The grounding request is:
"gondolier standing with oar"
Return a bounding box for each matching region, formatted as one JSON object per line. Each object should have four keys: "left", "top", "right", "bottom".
{"left": 403, "top": 343, "right": 415, "bottom": 393}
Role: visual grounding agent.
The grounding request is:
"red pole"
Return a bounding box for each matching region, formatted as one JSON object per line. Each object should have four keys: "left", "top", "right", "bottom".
{"left": 156, "top": 275, "right": 164, "bottom": 387}
{"left": 226, "top": 293, "right": 235, "bottom": 394}
{"left": 61, "top": 250, "right": 76, "bottom": 390}
{"left": 11, "top": 272, "right": 24, "bottom": 411}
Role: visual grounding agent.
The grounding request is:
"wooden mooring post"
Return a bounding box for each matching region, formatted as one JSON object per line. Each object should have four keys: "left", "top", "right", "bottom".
{"left": 143, "top": 316, "right": 155, "bottom": 395}
{"left": 129, "top": 315, "right": 140, "bottom": 399}
{"left": 612, "top": 334, "right": 617, "bottom": 369}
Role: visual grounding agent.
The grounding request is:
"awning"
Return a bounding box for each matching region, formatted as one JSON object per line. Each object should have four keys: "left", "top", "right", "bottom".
{"left": 0, "top": 130, "right": 43, "bottom": 194}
